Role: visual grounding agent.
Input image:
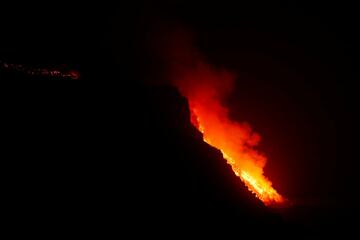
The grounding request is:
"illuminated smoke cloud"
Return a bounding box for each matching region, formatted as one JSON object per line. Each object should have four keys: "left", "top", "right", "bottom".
{"left": 159, "top": 28, "right": 285, "bottom": 205}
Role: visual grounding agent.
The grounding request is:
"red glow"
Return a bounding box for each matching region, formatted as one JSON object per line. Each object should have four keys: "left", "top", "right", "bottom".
{"left": 166, "top": 31, "right": 285, "bottom": 206}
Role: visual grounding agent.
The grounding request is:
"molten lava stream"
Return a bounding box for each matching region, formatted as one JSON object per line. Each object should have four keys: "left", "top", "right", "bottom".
{"left": 190, "top": 106, "right": 284, "bottom": 206}
{"left": 163, "top": 27, "right": 285, "bottom": 206}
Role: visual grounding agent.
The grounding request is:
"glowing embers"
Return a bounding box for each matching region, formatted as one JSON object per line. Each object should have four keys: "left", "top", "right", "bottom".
{"left": 0, "top": 60, "right": 80, "bottom": 80}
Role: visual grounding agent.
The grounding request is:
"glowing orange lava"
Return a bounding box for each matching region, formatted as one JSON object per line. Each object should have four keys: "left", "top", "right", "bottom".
{"left": 190, "top": 103, "right": 284, "bottom": 206}
{"left": 164, "top": 29, "right": 285, "bottom": 206}
{"left": 171, "top": 61, "right": 284, "bottom": 206}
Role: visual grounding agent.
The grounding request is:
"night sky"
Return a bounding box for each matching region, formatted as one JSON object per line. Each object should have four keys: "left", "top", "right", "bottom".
{"left": 1, "top": 0, "right": 359, "bottom": 236}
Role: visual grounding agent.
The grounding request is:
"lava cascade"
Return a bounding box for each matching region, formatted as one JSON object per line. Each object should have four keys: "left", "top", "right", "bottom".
{"left": 165, "top": 31, "right": 285, "bottom": 205}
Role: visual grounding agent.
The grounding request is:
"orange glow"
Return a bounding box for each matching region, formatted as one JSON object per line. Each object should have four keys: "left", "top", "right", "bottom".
{"left": 165, "top": 29, "right": 285, "bottom": 206}
{"left": 190, "top": 101, "right": 284, "bottom": 206}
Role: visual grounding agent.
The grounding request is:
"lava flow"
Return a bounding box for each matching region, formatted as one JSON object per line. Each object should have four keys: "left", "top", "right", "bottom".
{"left": 193, "top": 103, "right": 284, "bottom": 205}
{"left": 178, "top": 63, "right": 284, "bottom": 206}
{"left": 164, "top": 31, "right": 285, "bottom": 206}
{"left": 0, "top": 60, "right": 80, "bottom": 80}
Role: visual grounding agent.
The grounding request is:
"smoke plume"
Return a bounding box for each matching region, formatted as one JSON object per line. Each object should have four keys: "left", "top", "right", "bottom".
{"left": 156, "top": 27, "right": 284, "bottom": 205}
